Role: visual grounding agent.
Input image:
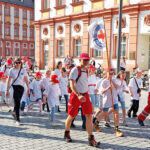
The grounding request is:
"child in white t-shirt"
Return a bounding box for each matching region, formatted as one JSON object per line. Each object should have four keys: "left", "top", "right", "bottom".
{"left": 93, "top": 68, "right": 124, "bottom": 137}
{"left": 28, "top": 72, "right": 44, "bottom": 115}
{"left": 42, "top": 70, "right": 51, "bottom": 113}
{"left": 59, "top": 67, "right": 68, "bottom": 112}
{"left": 116, "top": 71, "right": 129, "bottom": 126}
{"left": 128, "top": 68, "right": 143, "bottom": 118}
{"left": 88, "top": 65, "right": 98, "bottom": 113}
{"left": 43, "top": 75, "right": 61, "bottom": 125}
{"left": 0, "top": 74, "right": 11, "bottom": 111}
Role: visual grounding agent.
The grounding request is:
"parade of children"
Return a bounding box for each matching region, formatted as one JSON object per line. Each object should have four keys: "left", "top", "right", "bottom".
{"left": 0, "top": 54, "right": 149, "bottom": 148}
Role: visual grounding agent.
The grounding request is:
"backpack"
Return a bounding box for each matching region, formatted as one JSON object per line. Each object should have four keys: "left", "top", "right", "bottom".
{"left": 67, "top": 66, "right": 88, "bottom": 93}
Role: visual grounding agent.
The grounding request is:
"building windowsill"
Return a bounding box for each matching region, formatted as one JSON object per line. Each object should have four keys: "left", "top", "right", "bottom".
{"left": 71, "top": 1, "right": 84, "bottom": 7}
{"left": 40, "top": 8, "right": 50, "bottom": 13}
{"left": 55, "top": 5, "right": 66, "bottom": 10}
{"left": 91, "top": 0, "right": 103, "bottom": 2}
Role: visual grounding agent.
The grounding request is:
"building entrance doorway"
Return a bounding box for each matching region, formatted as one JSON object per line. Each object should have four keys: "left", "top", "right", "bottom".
{"left": 44, "top": 41, "right": 49, "bottom": 69}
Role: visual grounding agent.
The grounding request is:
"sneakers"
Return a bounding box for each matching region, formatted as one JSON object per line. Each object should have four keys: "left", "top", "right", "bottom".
{"left": 64, "top": 131, "right": 72, "bottom": 143}
{"left": 105, "top": 122, "right": 111, "bottom": 128}
{"left": 93, "top": 124, "right": 102, "bottom": 132}
{"left": 88, "top": 135, "right": 100, "bottom": 147}
{"left": 115, "top": 129, "right": 124, "bottom": 137}
{"left": 123, "top": 120, "right": 128, "bottom": 127}
{"left": 138, "top": 119, "right": 145, "bottom": 126}
{"left": 133, "top": 114, "right": 137, "bottom": 118}
{"left": 15, "top": 121, "right": 21, "bottom": 126}
{"left": 127, "top": 111, "right": 131, "bottom": 118}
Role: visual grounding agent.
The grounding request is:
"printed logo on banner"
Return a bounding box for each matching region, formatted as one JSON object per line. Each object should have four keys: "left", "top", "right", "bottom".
{"left": 94, "top": 24, "right": 106, "bottom": 49}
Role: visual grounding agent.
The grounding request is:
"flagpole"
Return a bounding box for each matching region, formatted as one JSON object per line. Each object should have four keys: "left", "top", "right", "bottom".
{"left": 103, "top": 18, "right": 116, "bottom": 127}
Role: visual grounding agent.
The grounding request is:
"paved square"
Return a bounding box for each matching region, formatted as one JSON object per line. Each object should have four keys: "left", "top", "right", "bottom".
{"left": 0, "top": 91, "right": 150, "bottom": 150}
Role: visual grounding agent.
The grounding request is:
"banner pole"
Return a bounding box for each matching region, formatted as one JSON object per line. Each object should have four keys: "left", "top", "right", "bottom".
{"left": 103, "top": 17, "right": 116, "bottom": 127}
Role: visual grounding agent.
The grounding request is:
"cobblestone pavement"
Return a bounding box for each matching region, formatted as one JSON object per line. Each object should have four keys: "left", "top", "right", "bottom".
{"left": 0, "top": 91, "right": 150, "bottom": 150}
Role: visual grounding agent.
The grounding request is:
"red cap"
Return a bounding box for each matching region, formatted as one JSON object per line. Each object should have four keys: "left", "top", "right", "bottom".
{"left": 89, "top": 65, "right": 96, "bottom": 70}
{"left": 35, "top": 72, "right": 42, "bottom": 77}
{"left": 51, "top": 75, "right": 59, "bottom": 83}
{"left": 22, "top": 56, "right": 27, "bottom": 61}
{"left": 1, "top": 74, "right": 8, "bottom": 79}
{"left": 0, "top": 72, "right": 4, "bottom": 78}
{"left": 7, "top": 59, "right": 13, "bottom": 65}
{"left": 106, "top": 67, "right": 115, "bottom": 73}
{"left": 79, "top": 53, "right": 90, "bottom": 60}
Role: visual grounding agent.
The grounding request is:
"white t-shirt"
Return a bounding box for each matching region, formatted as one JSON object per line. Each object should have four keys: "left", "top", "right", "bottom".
{"left": 100, "top": 78, "right": 118, "bottom": 108}
{"left": 30, "top": 79, "right": 43, "bottom": 101}
{"left": 0, "top": 81, "right": 6, "bottom": 92}
{"left": 120, "top": 60, "right": 126, "bottom": 69}
{"left": 95, "top": 78, "right": 104, "bottom": 95}
{"left": 43, "top": 82, "right": 61, "bottom": 107}
{"left": 69, "top": 67, "right": 88, "bottom": 93}
{"left": 128, "top": 77, "right": 143, "bottom": 100}
{"left": 88, "top": 74, "right": 97, "bottom": 94}
{"left": 9, "top": 68, "right": 28, "bottom": 87}
{"left": 116, "top": 79, "right": 127, "bottom": 101}
{"left": 54, "top": 69, "right": 61, "bottom": 77}
{"left": 42, "top": 77, "right": 50, "bottom": 89}
{"left": 59, "top": 75, "right": 68, "bottom": 96}
{"left": 1, "top": 65, "right": 11, "bottom": 76}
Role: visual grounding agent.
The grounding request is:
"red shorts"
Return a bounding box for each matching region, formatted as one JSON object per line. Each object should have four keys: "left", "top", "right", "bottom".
{"left": 68, "top": 92, "right": 92, "bottom": 118}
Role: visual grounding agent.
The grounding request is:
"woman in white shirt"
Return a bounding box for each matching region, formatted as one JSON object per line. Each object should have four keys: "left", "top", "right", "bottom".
{"left": 6, "top": 58, "right": 30, "bottom": 125}
{"left": 54, "top": 61, "right": 62, "bottom": 77}
{"left": 120, "top": 57, "right": 126, "bottom": 71}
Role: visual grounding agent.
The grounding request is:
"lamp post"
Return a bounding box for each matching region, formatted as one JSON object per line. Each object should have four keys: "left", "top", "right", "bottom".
{"left": 117, "top": 0, "right": 123, "bottom": 73}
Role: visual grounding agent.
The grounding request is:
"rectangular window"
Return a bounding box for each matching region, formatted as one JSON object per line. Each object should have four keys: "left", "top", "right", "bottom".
{"left": 43, "top": 0, "right": 49, "bottom": 9}
{"left": 19, "top": 0, "right": 24, "bottom": 2}
{"left": 75, "top": 39, "right": 81, "bottom": 57}
{"left": 0, "top": 47, "right": 2, "bottom": 56}
{"left": 30, "top": 29, "right": 34, "bottom": 38}
{"left": 14, "top": 49, "right": 19, "bottom": 56}
{"left": 0, "top": 23, "right": 2, "bottom": 35}
{"left": 14, "top": 27, "right": 19, "bottom": 36}
{"left": 74, "top": 0, "right": 82, "bottom": 2}
{"left": 23, "top": 10, "right": 27, "bottom": 19}
{"left": 5, "top": 7, "right": 10, "bottom": 16}
{"left": 120, "top": 37, "right": 126, "bottom": 57}
{"left": 6, "top": 48, "right": 10, "bottom": 56}
{"left": 14, "top": 8, "right": 19, "bottom": 17}
{"left": 0, "top": 5, "right": 2, "bottom": 15}
{"left": 58, "top": 40, "right": 64, "bottom": 57}
{"left": 30, "top": 12, "right": 34, "bottom": 20}
{"left": 30, "top": 49, "right": 34, "bottom": 57}
{"left": 5, "top": 26, "right": 10, "bottom": 36}
{"left": 23, "top": 28, "right": 27, "bottom": 38}
{"left": 57, "top": 0, "right": 65, "bottom": 6}
{"left": 93, "top": 49, "right": 102, "bottom": 57}
{"left": 23, "top": 49, "right": 27, "bottom": 56}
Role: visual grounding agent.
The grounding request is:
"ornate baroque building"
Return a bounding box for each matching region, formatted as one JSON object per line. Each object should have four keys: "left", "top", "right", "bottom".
{"left": 0, "top": 0, "right": 35, "bottom": 59}
{"left": 35, "top": 0, "right": 150, "bottom": 71}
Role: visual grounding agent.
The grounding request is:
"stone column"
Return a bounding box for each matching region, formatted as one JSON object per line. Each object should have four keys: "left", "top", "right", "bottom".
{"left": 35, "top": 24, "right": 41, "bottom": 68}
{"left": 82, "top": 17, "right": 90, "bottom": 54}
{"left": 65, "top": 20, "right": 71, "bottom": 57}
{"left": 48, "top": 23, "right": 55, "bottom": 70}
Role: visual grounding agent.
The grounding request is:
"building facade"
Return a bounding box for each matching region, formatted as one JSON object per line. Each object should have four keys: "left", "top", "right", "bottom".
{"left": 0, "top": 0, "right": 35, "bottom": 60}
{"left": 34, "top": 0, "right": 150, "bottom": 71}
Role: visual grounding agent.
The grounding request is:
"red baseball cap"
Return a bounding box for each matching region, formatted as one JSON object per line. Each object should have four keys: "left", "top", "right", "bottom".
{"left": 79, "top": 53, "right": 90, "bottom": 60}
{"left": 51, "top": 75, "right": 59, "bottom": 83}
{"left": 1, "top": 74, "right": 8, "bottom": 79}
{"left": 22, "top": 56, "right": 27, "bottom": 61}
{"left": 106, "top": 67, "right": 115, "bottom": 73}
{"left": 7, "top": 59, "right": 13, "bottom": 65}
{"left": 35, "top": 72, "right": 42, "bottom": 77}
{"left": 89, "top": 65, "right": 96, "bottom": 70}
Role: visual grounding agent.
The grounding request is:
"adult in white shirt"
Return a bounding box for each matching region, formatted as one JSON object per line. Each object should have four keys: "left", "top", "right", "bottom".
{"left": 120, "top": 57, "right": 126, "bottom": 71}
{"left": 128, "top": 68, "right": 143, "bottom": 118}
{"left": 6, "top": 58, "right": 30, "bottom": 125}
{"left": 64, "top": 53, "right": 100, "bottom": 147}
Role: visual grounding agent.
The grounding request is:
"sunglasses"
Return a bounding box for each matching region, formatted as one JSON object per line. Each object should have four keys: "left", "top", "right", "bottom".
{"left": 15, "top": 62, "right": 21, "bottom": 64}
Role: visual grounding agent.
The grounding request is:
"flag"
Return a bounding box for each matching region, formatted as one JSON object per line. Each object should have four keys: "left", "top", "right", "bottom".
{"left": 88, "top": 21, "right": 106, "bottom": 51}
